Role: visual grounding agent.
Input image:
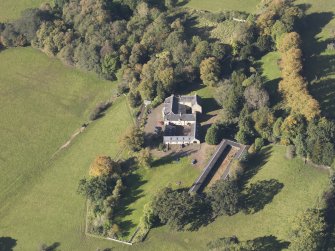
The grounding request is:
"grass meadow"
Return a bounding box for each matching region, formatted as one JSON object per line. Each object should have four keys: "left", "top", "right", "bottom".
{"left": 0, "top": 0, "right": 52, "bottom": 22}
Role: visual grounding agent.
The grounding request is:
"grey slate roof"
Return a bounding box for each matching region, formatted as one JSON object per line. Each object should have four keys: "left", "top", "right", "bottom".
{"left": 165, "top": 113, "right": 196, "bottom": 122}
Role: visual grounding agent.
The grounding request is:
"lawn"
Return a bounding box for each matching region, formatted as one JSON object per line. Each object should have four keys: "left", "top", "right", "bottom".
{"left": 0, "top": 0, "right": 52, "bottom": 22}
{"left": 186, "top": 0, "right": 260, "bottom": 14}
{"left": 117, "top": 156, "right": 201, "bottom": 239}
{"left": 131, "top": 145, "right": 329, "bottom": 251}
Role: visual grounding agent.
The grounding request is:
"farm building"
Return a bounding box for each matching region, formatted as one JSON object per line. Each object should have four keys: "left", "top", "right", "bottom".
{"left": 162, "top": 94, "right": 202, "bottom": 145}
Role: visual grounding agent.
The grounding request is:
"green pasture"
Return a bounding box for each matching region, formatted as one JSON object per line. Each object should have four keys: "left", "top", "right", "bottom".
{"left": 0, "top": 96, "right": 134, "bottom": 250}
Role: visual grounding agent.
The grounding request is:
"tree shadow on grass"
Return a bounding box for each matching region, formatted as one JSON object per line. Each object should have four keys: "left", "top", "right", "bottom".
{"left": 242, "top": 179, "right": 284, "bottom": 214}
{"left": 0, "top": 237, "right": 17, "bottom": 251}
{"left": 41, "top": 242, "right": 61, "bottom": 251}
{"left": 250, "top": 235, "right": 290, "bottom": 251}
{"left": 113, "top": 172, "right": 147, "bottom": 236}
{"left": 237, "top": 146, "right": 273, "bottom": 189}
{"left": 310, "top": 76, "right": 335, "bottom": 118}
{"left": 151, "top": 149, "right": 197, "bottom": 167}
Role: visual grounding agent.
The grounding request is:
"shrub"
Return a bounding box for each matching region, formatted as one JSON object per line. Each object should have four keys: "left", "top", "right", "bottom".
{"left": 89, "top": 102, "right": 112, "bottom": 121}
{"left": 254, "top": 138, "right": 264, "bottom": 152}
{"left": 286, "top": 145, "right": 296, "bottom": 159}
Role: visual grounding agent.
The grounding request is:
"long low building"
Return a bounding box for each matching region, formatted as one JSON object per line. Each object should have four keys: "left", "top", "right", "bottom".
{"left": 162, "top": 94, "right": 202, "bottom": 145}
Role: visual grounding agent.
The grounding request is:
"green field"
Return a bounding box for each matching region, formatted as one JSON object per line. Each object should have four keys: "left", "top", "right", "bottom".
{"left": 0, "top": 95, "right": 134, "bottom": 250}
{"left": 0, "top": 0, "right": 52, "bottom": 22}
{"left": 0, "top": 47, "right": 120, "bottom": 250}
{"left": 186, "top": 0, "right": 260, "bottom": 14}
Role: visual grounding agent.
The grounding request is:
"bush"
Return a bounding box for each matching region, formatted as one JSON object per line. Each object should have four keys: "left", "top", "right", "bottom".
{"left": 286, "top": 145, "right": 296, "bottom": 159}
{"left": 254, "top": 138, "right": 264, "bottom": 152}
{"left": 89, "top": 102, "right": 112, "bottom": 121}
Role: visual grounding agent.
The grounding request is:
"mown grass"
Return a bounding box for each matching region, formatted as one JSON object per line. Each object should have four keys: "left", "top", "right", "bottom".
{"left": 0, "top": 0, "right": 52, "bottom": 22}
{"left": 185, "top": 0, "right": 260, "bottom": 14}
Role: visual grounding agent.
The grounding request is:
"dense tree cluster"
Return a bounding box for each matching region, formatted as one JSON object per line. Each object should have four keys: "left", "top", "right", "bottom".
{"left": 152, "top": 179, "right": 239, "bottom": 231}
{"left": 256, "top": 0, "right": 303, "bottom": 43}
{"left": 289, "top": 209, "right": 326, "bottom": 251}
{"left": 277, "top": 32, "right": 320, "bottom": 120}
{"left": 78, "top": 155, "right": 125, "bottom": 237}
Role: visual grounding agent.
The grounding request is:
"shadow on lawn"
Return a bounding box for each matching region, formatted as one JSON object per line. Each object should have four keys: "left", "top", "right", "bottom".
{"left": 0, "top": 237, "right": 17, "bottom": 251}
{"left": 238, "top": 146, "right": 273, "bottom": 189}
{"left": 40, "top": 242, "right": 61, "bottom": 251}
{"left": 241, "top": 179, "right": 284, "bottom": 214}
{"left": 297, "top": 11, "right": 335, "bottom": 118}
{"left": 208, "top": 235, "right": 289, "bottom": 251}
{"left": 114, "top": 172, "right": 147, "bottom": 236}
{"left": 252, "top": 235, "right": 290, "bottom": 251}
{"left": 151, "top": 149, "right": 197, "bottom": 167}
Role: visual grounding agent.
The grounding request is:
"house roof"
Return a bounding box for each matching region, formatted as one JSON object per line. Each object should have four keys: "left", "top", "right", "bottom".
{"left": 165, "top": 113, "right": 196, "bottom": 122}
{"left": 163, "top": 94, "right": 200, "bottom": 117}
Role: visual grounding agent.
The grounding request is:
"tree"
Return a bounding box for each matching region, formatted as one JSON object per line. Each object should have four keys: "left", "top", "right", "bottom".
{"left": 152, "top": 187, "right": 209, "bottom": 231}
{"left": 290, "top": 209, "right": 326, "bottom": 251}
{"left": 165, "top": 0, "right": 178, "bottom": 9}
{"left": 306, "top": 118, "right": 335, "bottom": 166}
{"left": 205, "top": 124, "right": 221, "bottom": 145}
{"left": 77, "top": 175, "right": 115, "bottom": 202}
{"left": 252, "top": 107, "right": 275, "bottom": 140}
{"left": 89, "top": 155, "right": 119, "bottom": 177}
{"left": 137, "top": 148, "right": 152, "bottom": 169}
{"left": 124, "top": 127, "right": 144, "bottom": 152}
{"left": 254, "top": 138, "right": 264, "bottom": 152}
{"left": 207, "top": 179, "right": 239, "bottom": 216}
{"left": 101, "top": 53, "right": 120, "bottom": 80}
{"left": 128, "top": 91, "right": 142, "bottom": 108}
{"left": 244, "top": 85, "right": 269, "bottom": 109}
{"left": 277, "top": 32, "right": 301, "bottom": 53}
{"left": 200, "top": 57, "right": 220, "bottom": 87}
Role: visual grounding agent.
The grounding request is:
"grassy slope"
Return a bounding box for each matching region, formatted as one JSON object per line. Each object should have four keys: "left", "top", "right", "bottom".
{"left": 0, "top": 47, "right": 119, "bottom": 249}
{"left": 186, "top": 0, "right": 260, "bottom": 14}
{"left": 0, "top": 0, "right": 51, "bottom": 22}
{"left": 0, "top": 97, "right": 133, "bottom": 251}
{"left": 131, "top": 146, "right": 328, "bottom": 251}
{"left": 0, "top": 48, "right": 112, "bottom": 215}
